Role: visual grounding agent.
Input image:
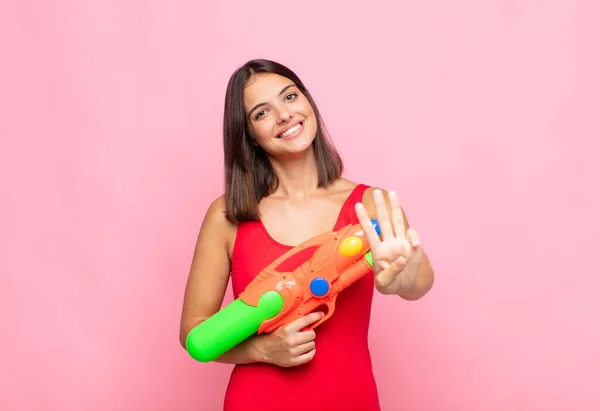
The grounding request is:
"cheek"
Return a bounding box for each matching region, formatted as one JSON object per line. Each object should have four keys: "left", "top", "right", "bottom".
{"left": 305, "top": 109, "right": 318, "bottom": 128}
{"left": 250, "top": 122, "right": 273, "bottom": 143}
{"left": 301, "top": 102, "right": 317, "bottom": 122}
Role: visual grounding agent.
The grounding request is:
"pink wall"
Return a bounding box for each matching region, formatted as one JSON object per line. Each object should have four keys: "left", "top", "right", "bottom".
{"left": 2, "top": 1, "right": 599, "bottom": 410}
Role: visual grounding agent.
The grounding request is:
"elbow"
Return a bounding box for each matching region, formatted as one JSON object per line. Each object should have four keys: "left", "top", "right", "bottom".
{"left": 179, "top": 321, "right": 193, "bottom": 350}
{"left": 179, "top": 328, "right": 188, "bottom": 350}
{"left": 179, "top": 318, "right": 205, "bottom": 351}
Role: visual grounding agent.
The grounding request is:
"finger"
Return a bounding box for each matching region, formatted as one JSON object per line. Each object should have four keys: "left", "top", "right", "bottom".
{"left": 373, "top": 189, "right": 393, "bottom": 239}
{"left": 375, "top": 271, "right": 395, "bottom": 290}
{"left": 291, "top": 341, "right": 316, "bottom": 357}
{"left": 294, "top": 329, "right": 317, "bottom": 345}
{"left": 375, "top": 256, "right": 407, "bottom": 289}
{"left": 291, "top": 347, "right": 316, "bottom": 366}
{"left": 388, "top": 190, "right": 406, "bottom": 238}
{"left": 406, "top": 228, "right": 420, "bottom": 248}
{"left": 375, "top": 265, "right": 395, "bottom": 290}
{"left": 374, "top": 261, "right": 394, "bottom": 289}
{"left": 355, "top": 202, "right": 381, "bottom": 246}
{"left": 285, "top": 311, "right": 323, "bottom": 333}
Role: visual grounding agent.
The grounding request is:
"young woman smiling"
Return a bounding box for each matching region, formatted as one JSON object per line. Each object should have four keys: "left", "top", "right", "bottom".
{"left": 179, "top": 59, "right": 434, "bottom": 411}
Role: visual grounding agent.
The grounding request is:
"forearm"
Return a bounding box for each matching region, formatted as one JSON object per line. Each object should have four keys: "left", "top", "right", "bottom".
{"left": 398, "top": 251, "right": 434, "bottom": 301}
{"left": 181, "top": 320, "right": 265, "bottom": 365}
{"left": 213, "top": 334, "right": 265, "bottom": 365}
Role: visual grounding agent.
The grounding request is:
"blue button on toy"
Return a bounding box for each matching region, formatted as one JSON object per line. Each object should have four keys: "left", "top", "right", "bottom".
{"left": 309, "top": 277, "right": 330, "bottom": 297}
{"left": 371, "top": 219, "right": 381, "bottom": 236}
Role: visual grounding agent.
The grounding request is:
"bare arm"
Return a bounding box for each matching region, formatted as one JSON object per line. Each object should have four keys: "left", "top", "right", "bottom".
{"left": 178, "top": 196, "right": 262, "bottom": 364}
{"left": 180, "top": 196, "right": 331, "bottom": 367}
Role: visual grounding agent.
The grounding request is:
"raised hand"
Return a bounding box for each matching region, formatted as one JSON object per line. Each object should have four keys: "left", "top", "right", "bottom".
{"left": 355, "top": 189, "right": 423, "bottom": 295}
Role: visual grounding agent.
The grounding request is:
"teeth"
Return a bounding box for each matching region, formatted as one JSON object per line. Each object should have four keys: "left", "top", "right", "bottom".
{"left": 279, "top": 123, "right": 301, "bottom": 138}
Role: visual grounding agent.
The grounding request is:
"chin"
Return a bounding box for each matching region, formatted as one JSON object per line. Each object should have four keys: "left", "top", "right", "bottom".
{"left": 269, "top": 139, "right": 315, "bottom": 159}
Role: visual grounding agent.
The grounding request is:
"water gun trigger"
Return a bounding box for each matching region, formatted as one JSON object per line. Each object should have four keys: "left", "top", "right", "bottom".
{"left": 302, "top": 297, "right": 337, "bottom": 332}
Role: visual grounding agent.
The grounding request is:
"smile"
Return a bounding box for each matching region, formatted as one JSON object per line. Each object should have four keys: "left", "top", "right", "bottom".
{"left": 277, "top": 122, "right": 303, "bottom": 139}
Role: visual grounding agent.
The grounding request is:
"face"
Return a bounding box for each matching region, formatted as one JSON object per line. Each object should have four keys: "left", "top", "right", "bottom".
{"left": 243, "top": 73, "right": 318, "bottom": 158}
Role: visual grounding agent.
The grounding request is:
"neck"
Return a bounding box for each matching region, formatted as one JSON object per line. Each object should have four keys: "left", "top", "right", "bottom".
{"left": 269, "top": 147, "right": 320, "bottom": 200}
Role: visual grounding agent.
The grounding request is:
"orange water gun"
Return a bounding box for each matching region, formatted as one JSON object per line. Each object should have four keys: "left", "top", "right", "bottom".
{"left": 185, "top": 220, "right": 381, "bottom": 362}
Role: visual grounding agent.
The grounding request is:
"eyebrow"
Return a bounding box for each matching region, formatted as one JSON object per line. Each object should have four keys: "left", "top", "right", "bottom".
{"left": 247, "top": 84, "right": 296, "bottom": 118}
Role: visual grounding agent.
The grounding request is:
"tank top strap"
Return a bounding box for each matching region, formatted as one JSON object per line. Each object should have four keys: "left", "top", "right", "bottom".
{"left": 333, "top": 183, "right": 370, "bottom": 230}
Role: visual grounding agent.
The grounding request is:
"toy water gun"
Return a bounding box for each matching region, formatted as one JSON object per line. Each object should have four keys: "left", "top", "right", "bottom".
{"left": 185, "top": 219, "right": 381, "bottom": 362}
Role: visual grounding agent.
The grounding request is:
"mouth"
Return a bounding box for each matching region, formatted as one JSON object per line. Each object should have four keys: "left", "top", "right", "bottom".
{"left": 277, "top": 121, "right": 304, "bottom": 139}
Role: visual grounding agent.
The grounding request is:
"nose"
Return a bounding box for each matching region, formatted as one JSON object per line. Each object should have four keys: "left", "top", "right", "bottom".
{"left": 276, "top": 107, "right": 293, "bottom": 123}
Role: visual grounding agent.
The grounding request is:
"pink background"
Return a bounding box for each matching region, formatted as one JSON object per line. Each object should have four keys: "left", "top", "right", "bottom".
{"left": 2, "top": 1, "right": 599, "bottom": 410}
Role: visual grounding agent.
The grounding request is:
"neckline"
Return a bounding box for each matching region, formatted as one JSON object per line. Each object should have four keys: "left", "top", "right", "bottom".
{"left": 257, "top": 183, "right": 364, "bottom": 249}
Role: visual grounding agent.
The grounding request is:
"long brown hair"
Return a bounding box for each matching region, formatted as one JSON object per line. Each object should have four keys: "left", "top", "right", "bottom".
{"left": 222, "top": 59, "right": 343, "bottom": 224}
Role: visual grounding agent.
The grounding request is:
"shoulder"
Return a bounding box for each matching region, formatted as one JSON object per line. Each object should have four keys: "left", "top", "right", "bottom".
{"left": 201, "top": 194, "right": 238, "bottom": 257}
{"left": 360, "top": 186, "right": 379, "bottom": 217}
{"left": 320, "top": 178, "right": 362, "bottom": 208}
{"left": 202, "top": 194, "right": 226, "bottom": 222}
{"left": 204, "top": 194, "right": 238, "bottom": 233}
{"left": 327, "top": 177, "right": 359, "bottom": 195}
{"left": 361, "top": 186, "right": 379, "bottom": 207}
{"left": 360, "top": 186, "right": 410, "bottom": 226}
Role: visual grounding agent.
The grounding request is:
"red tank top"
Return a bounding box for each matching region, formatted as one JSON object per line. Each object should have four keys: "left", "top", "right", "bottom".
{"left": 223, "top": 184, "right": 381, "bottom": 411}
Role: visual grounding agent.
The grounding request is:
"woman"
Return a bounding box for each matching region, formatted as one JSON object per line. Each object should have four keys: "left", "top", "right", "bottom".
{"left": 179, "top": 59, "right": 434, "bottom": 411}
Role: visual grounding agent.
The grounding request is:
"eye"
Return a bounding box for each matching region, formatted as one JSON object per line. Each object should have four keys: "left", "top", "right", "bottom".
{"left": 254, "top": 110, "right": 266, "bottom": 120}
{"left": 285, "top": 92, "right": 298, "bottom": 101}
